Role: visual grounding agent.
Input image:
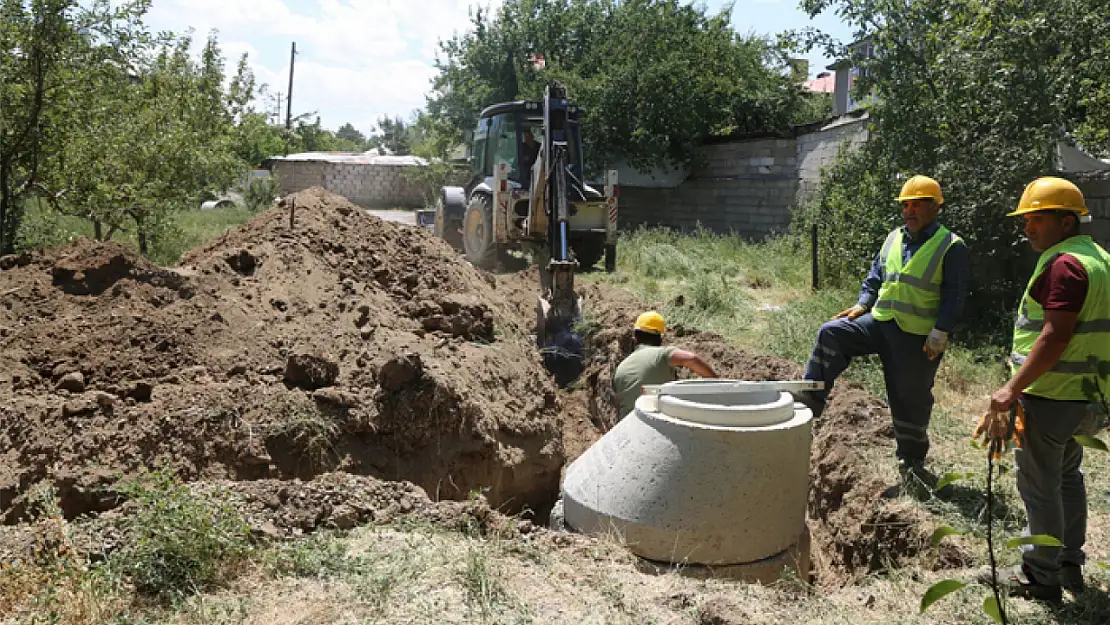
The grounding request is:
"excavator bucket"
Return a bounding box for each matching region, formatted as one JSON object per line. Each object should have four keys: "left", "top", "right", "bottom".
{"left": 536, "top": 259, "right": 585, "bottom": 387}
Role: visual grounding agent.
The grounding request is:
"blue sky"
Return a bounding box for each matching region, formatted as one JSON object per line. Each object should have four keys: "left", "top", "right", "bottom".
{"left": 141, "top": 0, "right": 854, "bottom": 139}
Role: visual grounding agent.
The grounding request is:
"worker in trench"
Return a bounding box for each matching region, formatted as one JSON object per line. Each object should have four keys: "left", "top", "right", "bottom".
{"left": 612, "top": 311, "right": 718, "bottom": 422}
{"left": 794, "top": 175, "right": 971, "bottom": 498}
{"left": 974, "top": 177, "right": 1110, "bottom": 602}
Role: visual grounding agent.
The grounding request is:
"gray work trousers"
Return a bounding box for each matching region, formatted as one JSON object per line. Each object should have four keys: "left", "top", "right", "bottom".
{"left": 1016, "top": 394, "right": 1103, "bottom": 585}
{"left": 802, "top": 313, "right": 941, "bottom": 463}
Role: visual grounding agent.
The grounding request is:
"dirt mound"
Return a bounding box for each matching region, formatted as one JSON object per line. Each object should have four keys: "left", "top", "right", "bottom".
{"left": 497, "top": 273, "right": 969, "bottom": 587}
{"left": 0, "top": 188, "right": 565, "bottom": 524}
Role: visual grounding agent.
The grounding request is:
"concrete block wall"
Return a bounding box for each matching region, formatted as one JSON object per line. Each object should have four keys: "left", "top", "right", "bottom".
{"left": 273, "top": 161, "right": 326, "bottom": 195}
{"left": 619, "top": 178, "right": 798, "bottom": 237}
{"left": 618, "top": 118, "right": 868, "bottom": 239}
{"left": 274, "top": 161, "right": 425, "bottom": 208}
{"left": 796, "top": 121, "right": 869, "bottom": 204}
{"left": 324, "top": 163, "right": 424, "bottom": 208}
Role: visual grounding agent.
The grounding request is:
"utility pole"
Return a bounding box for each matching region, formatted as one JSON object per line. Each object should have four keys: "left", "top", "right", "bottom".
{"left": 285, "top": 42, "right": 297, "bottom": 129}
{"left": 273, "top": 92, "right": 283, "bottom": 125}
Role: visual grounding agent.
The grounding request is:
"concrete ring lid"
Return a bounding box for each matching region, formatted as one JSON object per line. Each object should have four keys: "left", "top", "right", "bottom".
{"left": 652, "top": 380, "right": 795, "bottom": 427}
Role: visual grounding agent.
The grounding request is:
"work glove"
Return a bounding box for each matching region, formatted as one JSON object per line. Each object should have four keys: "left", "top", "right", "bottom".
{"left": 923, "top": 329, "right": 948, "bottom": 360}
{"left": 973, "top": 403, "right": 1026, "bottom": 460}
{"left": 832, "top": 304, "right": 868, "bottom": 321}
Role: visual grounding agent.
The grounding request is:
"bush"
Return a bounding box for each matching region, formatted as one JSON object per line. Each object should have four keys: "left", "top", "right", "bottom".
{"left": 244, "top": 173, "right": 281, "bottom": 212}
{"left": 402, "top": 160, "right": 467, "bottom": 208}
{"left": 112, "top": 469, "right": 252, "bottom": 600}
{"left": 13, "top": 198, "right": 93, "bottom": 253}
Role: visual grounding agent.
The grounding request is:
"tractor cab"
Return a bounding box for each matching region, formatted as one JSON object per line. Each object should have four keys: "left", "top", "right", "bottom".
{"left": 434, "top": 89, "right": 618, "bottom": 275}
{"left": 471, "top": 101, "right": 601, "bottom": 201}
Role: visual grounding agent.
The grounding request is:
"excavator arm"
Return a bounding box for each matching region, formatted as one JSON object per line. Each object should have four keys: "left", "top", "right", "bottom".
{"left": 534, "top": 83, "right": 585, "bottom": 386}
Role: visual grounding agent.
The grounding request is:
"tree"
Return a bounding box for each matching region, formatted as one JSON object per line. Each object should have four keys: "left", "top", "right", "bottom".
{"left": 367, "top": 115, "right": 412, "bottom": 155}
{"left": 335, "top": 122, "right": 367, "bottom": 149}
{"left": 45, "top": 30, "right": 251, "bottom": 252}
{"left": 233, "top": 111, "right": 289, "bottom": 168}
{"left": 2, "top": 0, "right": 283, "bottom": 256}
{"left": 409, "top": 110, "right": 458, "bottom": 160}
{"left": 281, "top": 115, "right": 358, "bottom": 153}
{"left": 427, "top": 0, "right": 812, "bottom": 172}
{"left": 790, "top": 0, "right": 1110, "bottom": 330}
{"left": 0, "top": 0, "right": 89, "bottom": 254}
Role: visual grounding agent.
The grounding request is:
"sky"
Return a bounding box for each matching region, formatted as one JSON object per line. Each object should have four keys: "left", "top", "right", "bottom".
{"left": 141, "top": 0, "right": 855, "bottom": 139}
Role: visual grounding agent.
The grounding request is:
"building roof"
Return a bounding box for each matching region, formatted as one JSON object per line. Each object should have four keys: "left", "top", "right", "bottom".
{"left": 1055, "top": 141, "right": 1110, "bottom": 175}
{"left": 804, "top": 73, "right": 835, "bottom": 93}
{"left": 271, "top": 151, "right": 429, "bottom": 166}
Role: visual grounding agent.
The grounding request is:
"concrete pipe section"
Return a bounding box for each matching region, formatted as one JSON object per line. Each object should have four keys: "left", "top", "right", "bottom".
{"left": 561, "top": 379, "right": 818, "bottom": 582}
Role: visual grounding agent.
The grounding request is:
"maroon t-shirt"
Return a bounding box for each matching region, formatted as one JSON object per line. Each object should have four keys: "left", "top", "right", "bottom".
{"left": 1030, "top": 253, "right": 1088, "bottom": 312}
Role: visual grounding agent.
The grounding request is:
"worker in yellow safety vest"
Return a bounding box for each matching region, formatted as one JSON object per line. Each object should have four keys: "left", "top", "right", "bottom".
{"left": 795, "top": 175, "right": 970, "bottom": 498}
{"left": 976, "top": 177, "right": 1110, "bottom": 602}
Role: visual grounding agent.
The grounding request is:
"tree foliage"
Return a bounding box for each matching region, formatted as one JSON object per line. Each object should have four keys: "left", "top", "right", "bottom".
{"left": 790, "top": 0, "right": 1110, "bottom": 332}
{"left": 335, "top": 122, "right": 367, "bottom": 149}
{"left": 0, "top": 0, "right": 90, "bottom": 254}
{"left": 367, "top": 115, "right": 412, "bottom": 155}
{"left": 0, "top": 0, "right": 295, "bottom": 255}
{"left": 44, "top": 27, "right": 255, "bottom": 252}
{"left": 427, "top": 0, "right": 819, "bottom": 172}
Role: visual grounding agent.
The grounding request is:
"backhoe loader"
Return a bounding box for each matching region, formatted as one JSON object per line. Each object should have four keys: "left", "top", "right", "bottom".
{"left": 433, "top": 83, "right": 619, "bottom": 385}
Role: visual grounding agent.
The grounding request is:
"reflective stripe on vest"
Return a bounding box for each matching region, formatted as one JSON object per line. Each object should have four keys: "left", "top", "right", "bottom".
{"left": 1010, "top": 236, "right": 1110, "bottom": 401}
{"left": 871, "top": 225, "right": 960, "bottom": 335}
{"left": 1010, "top": 352, "right": 1103, "bottom": 375}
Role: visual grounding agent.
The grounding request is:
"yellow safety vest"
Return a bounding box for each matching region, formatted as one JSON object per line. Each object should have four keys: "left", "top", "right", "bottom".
{"left": 871, "top": 225, "right": 961, "bottom": 335}
{"left": 1011, "top": 235, "right": 1110, "bottom": 401}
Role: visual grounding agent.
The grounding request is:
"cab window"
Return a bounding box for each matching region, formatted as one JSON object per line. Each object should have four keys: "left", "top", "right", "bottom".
{"left": 472, "top": 117, "right": 491, "bottom": 176}
{"left": 489, "top": 114, "right": 520, "bottom": 180}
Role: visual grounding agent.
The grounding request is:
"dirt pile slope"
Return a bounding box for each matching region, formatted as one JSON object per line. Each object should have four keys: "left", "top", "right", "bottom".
{"left": 497, "top": 272, "right": 968, "bottom": 587}
{"left": 0, "top": 188, "right": 565, "bottom": 523}
{"left": 0, "top": 471, "right": 577, "bottom": 566}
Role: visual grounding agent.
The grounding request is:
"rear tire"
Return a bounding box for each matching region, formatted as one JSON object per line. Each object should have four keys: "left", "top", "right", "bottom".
{"left": 462, "top": 194, "right": 498, "bottom": 269}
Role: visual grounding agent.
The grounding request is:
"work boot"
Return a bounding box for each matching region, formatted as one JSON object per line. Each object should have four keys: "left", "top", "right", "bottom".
{"left": 897, "top": 459, "right": 937, "bottom": 501}
{"left": 977, "top": 564, "right": 1062, "bottom": 603}
{"left": 1060, "top": 563, "right": 1085, "bottom": 594}
{"left": 791, "top": 390, "right": 824, "bottom": 419}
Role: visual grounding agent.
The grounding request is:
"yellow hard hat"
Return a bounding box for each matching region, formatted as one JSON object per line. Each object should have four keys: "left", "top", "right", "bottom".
{"left": 896, "top": 175, "right": 944, "bottom": 205}
{"left": 1007, "top": 176, "right": 1088, "bottom": 217}
{"left": 634, "top": 311, "right": 665, "bottom": 335}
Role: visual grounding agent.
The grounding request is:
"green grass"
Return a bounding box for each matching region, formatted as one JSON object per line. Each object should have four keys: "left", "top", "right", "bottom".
{"left": 14, "top": 198, "right": 258, "bottom": 267}
{"left": 151, "top": 206, "right": 259, "bottom": 265}
{"left": 585, "top": 225, "right": 1012, "bottom": 401}
{"left": 583, "top": 225, "right": 1110, "bottom": 624}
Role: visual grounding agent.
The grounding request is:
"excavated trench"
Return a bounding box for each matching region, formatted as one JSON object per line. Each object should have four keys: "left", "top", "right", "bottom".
{"left": 550, "top": 280, "right": 973, "bottom": 588}
{"left": 0, "top": 189, "right": 968, "bottom": 589}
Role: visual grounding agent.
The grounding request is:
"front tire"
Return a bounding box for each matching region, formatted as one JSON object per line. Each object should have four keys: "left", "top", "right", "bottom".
{"left": 462, "top": 194, "right": 498, "bottom": 269}
{"left": 434, "top": 193, "right": 463, "bottom": 250}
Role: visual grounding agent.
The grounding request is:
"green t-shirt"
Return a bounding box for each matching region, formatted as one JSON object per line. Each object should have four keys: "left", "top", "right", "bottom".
{"left": 612, "top": 345, "right": 678, "bottom": 419}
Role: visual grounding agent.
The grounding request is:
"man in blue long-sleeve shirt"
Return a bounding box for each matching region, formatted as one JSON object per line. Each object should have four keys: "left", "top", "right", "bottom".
{"left": 797, "top": 175, "right": 970, "bottom": 496}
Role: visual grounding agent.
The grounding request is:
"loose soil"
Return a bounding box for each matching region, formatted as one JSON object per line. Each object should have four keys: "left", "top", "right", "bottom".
{"left": 1, "top": 188, "right": 965, "bottom": 595}
{"left": 0, "top": 188, "right": 564, "bottom": 524}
